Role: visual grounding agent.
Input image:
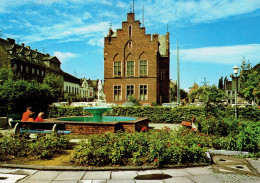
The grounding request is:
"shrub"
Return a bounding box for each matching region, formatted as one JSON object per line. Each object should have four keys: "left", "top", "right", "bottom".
{"left": 0, "top": 133, "right": 70, "bottom": 161}
{"left": 71, "top": 128, "right": 208, "bottom": 166}
{"left": 47, "top": 106, "right": 260, "bottom": 123}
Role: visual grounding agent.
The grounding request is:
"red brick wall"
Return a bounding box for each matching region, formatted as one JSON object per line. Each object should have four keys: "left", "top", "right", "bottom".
{"left": 104, "top": 13, "right": 169, "bottom": 105}
{"left": 65, "top": 123, "right": 115, "bottom": 135}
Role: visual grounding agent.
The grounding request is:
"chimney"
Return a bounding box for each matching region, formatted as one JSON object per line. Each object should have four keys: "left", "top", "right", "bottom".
{"left": 46, "top": 53, "right": 50, "bottom": 57}
{"left": 35, "top": 49, "right": 38, "bottom": 52}
{"left": 7, "top": 38, "right": 15, "bottom": 44}
{"left": 22, "top": 43, "right": 25, "bottom": 47}
{"left": 26, "top": 46, "right": 30, "bottom": 49}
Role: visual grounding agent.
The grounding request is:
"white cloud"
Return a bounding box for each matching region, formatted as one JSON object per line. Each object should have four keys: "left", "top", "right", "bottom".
{"left": 176, "top": 44, "right": 260, "bottom": 64}
{"left": 88, "top": 37, "right": 104, "bottom": 47}
{"left": 141, "top": 0, "right": 260, "bottom": 25}
{"left": 116, "top": 1, "right": 128, "bottom": 9}
{"left": 53, "top": 51, "right": 78, "bottom": 63}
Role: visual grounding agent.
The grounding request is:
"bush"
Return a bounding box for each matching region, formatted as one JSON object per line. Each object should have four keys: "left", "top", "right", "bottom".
{"left": 47, "top": 106, "right": 260, "bottom": 123}
{"left": 71, "top": 128, "right": 208, "bottom": 166}
{"left": 0, "top": 133, "right": 70, "bottom": 161}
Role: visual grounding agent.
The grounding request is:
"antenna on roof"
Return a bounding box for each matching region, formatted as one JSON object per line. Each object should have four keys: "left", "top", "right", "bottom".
{"left": 133, "top": 0, "right": 135, "bottom": 13}
{"left": 110, "top": 20, "right": 112, "bottom": 29}
{"left": 17, "top": 38, "right": 20, "bottom": 45}
{"left": 0, "top": 30, "right": 2, "bottom": 38}
{"left": 130, "top": 4, "right": 132, "bottom": 13}
{"left": 167, "top": 24, "right": 168, "bottom": 32}
{"left": 142, "top": 6, "right": 144, "bottom": 27}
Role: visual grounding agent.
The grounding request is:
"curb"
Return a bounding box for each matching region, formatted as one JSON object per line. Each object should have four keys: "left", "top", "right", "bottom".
{"left": 0, "top": 163, "right": 210, "bottom": 171}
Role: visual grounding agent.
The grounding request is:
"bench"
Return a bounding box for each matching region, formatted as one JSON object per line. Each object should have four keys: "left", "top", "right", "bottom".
{"left": 181, "top": 116, "right": 197, "bottom": 130}
{"left": 10, "top": 121, "right": 72, "bottom": 135}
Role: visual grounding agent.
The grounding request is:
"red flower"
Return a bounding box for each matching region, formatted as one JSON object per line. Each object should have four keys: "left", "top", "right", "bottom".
{"left": 141, "top": 126, "right": 149, "bottom": 132}
{"left": 198, "top": 144, "right": 201, "bottom": 147}
{"left": 154, "top": 159, "right": 158, "bottom": 162}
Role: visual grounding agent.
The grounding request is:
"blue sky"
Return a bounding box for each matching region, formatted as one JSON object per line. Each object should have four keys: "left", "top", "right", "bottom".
{"left": 1, "top": 0, "right": 260, "bottom": 91}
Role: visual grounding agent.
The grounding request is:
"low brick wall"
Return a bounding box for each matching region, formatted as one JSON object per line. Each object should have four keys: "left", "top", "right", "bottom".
{"left": 45, "top": 117, "right": 149, "bottom": 135}
{"left": 65, "top": 122, "right": 117, "bottom": 135}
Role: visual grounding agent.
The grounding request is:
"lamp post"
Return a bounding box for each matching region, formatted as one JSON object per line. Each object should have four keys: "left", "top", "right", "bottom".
{"left": 233, "top": 65, "right": 239, "bottom": 119}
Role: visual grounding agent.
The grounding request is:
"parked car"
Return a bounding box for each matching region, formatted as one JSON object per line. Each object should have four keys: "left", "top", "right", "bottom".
{"left": 70, "top": 102, "right": 93, "bottom": 107}
{"left": 161, "top": 103, "right": 179, "bottom": 108}
{"left": 104, "top": 103, "right": 118, "bottom": 107}
{"left": 51, "top": 102, "right": 69, "bottom": 107}
{"left": 231, "top": 103, "right": 257, "bottom": 108}
{"left": 142, "top": 103, "right": 152, "bottom": 107}
{"left": 122, "top": 102, "right": 135, "bottom": 106}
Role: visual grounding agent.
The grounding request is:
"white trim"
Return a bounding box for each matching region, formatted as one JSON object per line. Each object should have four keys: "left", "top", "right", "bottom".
{"left": 113, "top": 84, "right": 122, "bottom": 101}
{"left": 139, "top": 84, "right": 148, "bottom": 101}
{"left": 126, "top": 60, "right": 135, "bottom": 77}
{"left": 126, "top": 84, "right": 135, "bottom": 100}
{"left": 113, "top": 61, "right": 122, "bottom": 77}
{"left": 139, "top": 60, "right": 148, "bottom": 76}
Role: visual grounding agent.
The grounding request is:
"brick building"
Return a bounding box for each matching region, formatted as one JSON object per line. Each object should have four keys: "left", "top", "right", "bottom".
{"left": 104, "top": 12, "right": 170, "bottom": 105}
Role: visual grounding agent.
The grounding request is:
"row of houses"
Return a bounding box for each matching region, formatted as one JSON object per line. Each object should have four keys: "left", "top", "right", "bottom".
{"left": 0, "top": 37, "right": 98, "bottom": 103}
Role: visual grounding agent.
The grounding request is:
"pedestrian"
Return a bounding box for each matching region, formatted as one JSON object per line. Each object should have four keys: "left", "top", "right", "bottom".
{"left": 21, "top": 107, "right": 32, "bottom": 121}
{"left": 35, "top": 112, "right": 44, "bottom": 122}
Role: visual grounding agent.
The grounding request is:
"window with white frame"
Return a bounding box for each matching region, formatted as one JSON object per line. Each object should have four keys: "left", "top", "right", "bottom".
{"left": 139, "top": 60, "right": 147, "bottom": 76}
{"left": 126, "top": 85, "right": 134, "bottom": 100}
{"left": 114, "top": 85, "right": 122, "bottom": 101}
{"left": 114, "top": 61, "right": 121, "bottom": 76}
{"left": 127, "top": 61, "right": 134, "bottom": 76}
{"left": 139, "top": 85, "right": 148, "bottom": 100}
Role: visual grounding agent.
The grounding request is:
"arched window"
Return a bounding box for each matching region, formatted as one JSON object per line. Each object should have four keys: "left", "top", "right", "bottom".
{"left": 129, "top": 25, "right": 132, "bottom": 36}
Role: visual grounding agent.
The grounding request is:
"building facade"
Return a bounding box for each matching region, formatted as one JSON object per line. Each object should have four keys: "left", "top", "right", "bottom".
{"left": 0, "top": 37, "right": 96, "bottom": 103}
{"left": 104, "top": 13, "right": 170, "bottom": 105}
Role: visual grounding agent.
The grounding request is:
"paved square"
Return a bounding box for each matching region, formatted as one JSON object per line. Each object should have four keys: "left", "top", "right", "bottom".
{"left": 24, "top": 170, "right": 61, "bottom": 181}
{"left": 161, "top": 169, "right": 191, "bottom": 177}
{"left": 111, "top": 171, "right": 137, "bottom": 179}
{"left": 54, "top": 171, "right": 85, "bottom": 181}
{"left": 83, "top": 171, "right": 111, "bottom": 180}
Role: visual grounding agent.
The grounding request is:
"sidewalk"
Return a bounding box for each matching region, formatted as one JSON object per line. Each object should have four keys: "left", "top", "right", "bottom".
{"left": 0, "top": 163, "right": 260, "bottom": 183}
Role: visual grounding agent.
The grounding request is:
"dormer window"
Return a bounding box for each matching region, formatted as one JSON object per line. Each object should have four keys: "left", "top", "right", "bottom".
{"left": 129, "top": 25, "right": 132, "bottom": 36}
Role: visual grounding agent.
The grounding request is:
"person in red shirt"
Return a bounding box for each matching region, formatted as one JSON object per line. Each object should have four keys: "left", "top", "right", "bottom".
{"left": 21, "top": 107, "right": 32, "bottom": 121}
{"left": 35, "top": 112, "right": 44, "bottom": 122}
{"left": 27, "top": 112, "right": 35, "bottom": 122}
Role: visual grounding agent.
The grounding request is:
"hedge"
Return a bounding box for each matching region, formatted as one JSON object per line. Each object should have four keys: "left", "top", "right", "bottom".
{"left": 47, "top": 106, "right": 260, "bottom": 123}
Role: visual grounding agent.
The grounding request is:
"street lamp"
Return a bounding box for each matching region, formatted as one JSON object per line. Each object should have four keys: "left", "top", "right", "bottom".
{"left": 233, "top": 65, "right": 239, "bottom": 119}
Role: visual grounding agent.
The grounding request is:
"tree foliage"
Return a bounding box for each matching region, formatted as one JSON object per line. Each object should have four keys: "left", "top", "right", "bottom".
{"left": 189, "top": 84, "right": 227, "bottom": 105}
{"left": 239, "top": 60, "right": 260, "bottom": 103}
{"left": 43, "top": 73, "right": 63, "bottom": 101}
{"left": 218, "top": 76, "right": 224, "bottom": 90}
{"left": 0, "top": 67, "right": 56, "bottom": 113}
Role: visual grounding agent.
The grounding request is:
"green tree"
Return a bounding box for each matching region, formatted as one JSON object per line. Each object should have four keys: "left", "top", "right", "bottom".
{"left": 128, "top": 95, "right": 141, "bottom": 106}
{"left": 218, "top": 76, "right": 224, "bottom": 90}
{"left": 239, "top": 60, "right": 260, "bottom": 103}
{"left": 43, "top": 73, "right": 63, "bottom": 102}
{"left": 189, "top": 85, "right": 226, "bottom": 105}
{"left": 0, "top": 68, "right": 55, "bottom": 113}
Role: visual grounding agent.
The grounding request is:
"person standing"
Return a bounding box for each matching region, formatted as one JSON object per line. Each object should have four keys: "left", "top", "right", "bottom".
{"left": 21, "top": 107, "right": 32, "bottom": 121}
